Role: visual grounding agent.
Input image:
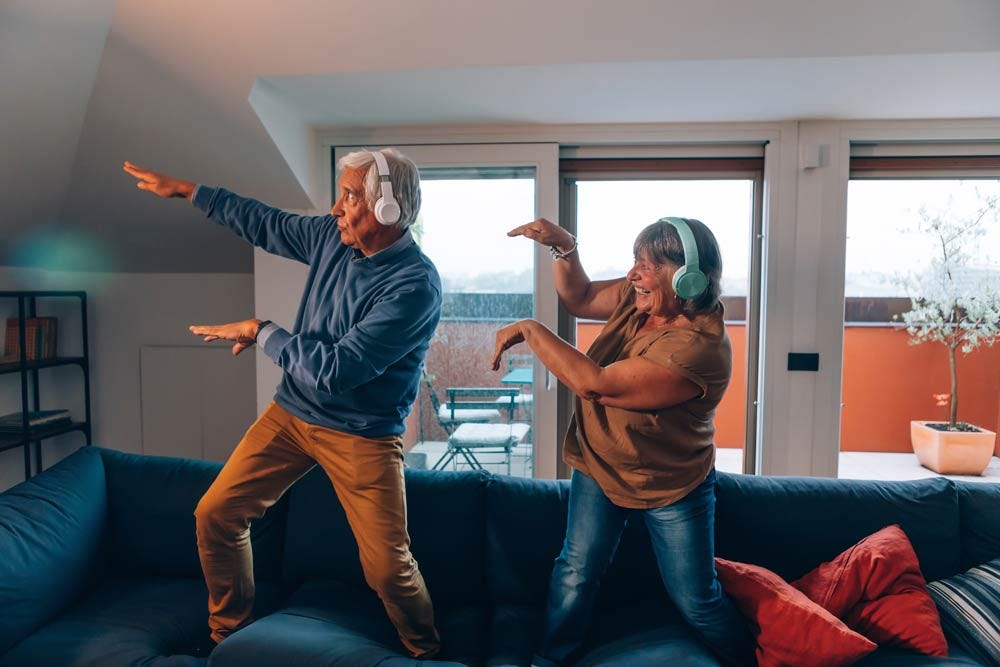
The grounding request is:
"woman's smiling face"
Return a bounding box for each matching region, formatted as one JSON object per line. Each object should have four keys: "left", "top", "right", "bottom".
{"left": 626, "top": 252, "right": 679, "bottom": 316}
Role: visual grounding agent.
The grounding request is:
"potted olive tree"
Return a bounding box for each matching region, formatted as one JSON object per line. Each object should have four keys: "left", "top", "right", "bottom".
{"left": 898, "top": 192, "right": 1000, "bottom": 475}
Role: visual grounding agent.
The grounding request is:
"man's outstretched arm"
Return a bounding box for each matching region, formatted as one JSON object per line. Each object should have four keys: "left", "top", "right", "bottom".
{"left": 123, "top": 161, "right": 331, "bottom": 264}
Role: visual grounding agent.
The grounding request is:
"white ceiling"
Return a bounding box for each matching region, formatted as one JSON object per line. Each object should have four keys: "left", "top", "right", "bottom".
{"left": 2, "top": 0, "right": 999, "bottom": 272}
{"left": 265, "top": 52, "right": 1000, "bottom": 127}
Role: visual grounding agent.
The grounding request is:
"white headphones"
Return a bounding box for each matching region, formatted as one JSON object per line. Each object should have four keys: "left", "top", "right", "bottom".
{"left": 370, "top": 151, "right": 401, "bottom": 226}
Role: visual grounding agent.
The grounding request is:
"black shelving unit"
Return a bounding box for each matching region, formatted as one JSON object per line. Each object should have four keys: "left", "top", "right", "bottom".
{"left": 0, "top": 291, "right": 92, "bottom": 479}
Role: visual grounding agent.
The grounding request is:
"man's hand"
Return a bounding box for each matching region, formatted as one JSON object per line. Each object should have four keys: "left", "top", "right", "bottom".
{"left": 189, "top": 319, "right": 263, "bottom": 356}
{"left": 508, "top": 218, "right": 575, "bottom": 253}
{"left": 123, "top": 161, "right": 196, "bottom": 200}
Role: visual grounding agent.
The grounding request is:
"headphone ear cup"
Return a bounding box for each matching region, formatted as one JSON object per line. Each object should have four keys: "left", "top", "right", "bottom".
{"left": 672, "top": 266, "right": 709, "bottom": 300}
{"left": 374, "top": 197, "right": 401, "bottom": 226}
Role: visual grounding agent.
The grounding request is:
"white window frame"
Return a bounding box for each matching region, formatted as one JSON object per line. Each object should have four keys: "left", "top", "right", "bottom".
{"left": 803, "top": 119, "right": 1000, "bottom": 478}
{"left": 558, "top": 159, "right": 766, "bottom": 475}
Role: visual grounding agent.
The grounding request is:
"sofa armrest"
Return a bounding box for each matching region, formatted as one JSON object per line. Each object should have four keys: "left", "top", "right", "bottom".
{"left": 0, "top": 446, "right": 107, "bottom": 654}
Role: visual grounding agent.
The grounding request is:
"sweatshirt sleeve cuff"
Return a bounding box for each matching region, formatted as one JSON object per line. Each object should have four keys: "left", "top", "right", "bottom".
{"left": 191, "top": 185, "right": 218, "bottom": 214}
{"left": 259, "top": 324, "right": 291, "bottom": 364}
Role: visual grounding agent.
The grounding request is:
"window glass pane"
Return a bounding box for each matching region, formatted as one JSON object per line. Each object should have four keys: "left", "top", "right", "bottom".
{"left": 408, "top": 169, "right": 537, "bottom": 477}
{"left": 840, "top": 179, "right": 1000, "bottom": 482}
{"left": 575, "top": 179, "right": 755, "bottom": 474}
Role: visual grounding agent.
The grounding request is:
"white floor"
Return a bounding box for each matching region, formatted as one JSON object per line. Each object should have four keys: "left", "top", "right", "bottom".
{"left": 837, "top": 451, "right": 1000, "bottom": 484}
{"left": 410, "top": 441, "right": 1000, "bottom": 484}
{"left": 713, "top": 448, "right": 1000, "bottom": 483}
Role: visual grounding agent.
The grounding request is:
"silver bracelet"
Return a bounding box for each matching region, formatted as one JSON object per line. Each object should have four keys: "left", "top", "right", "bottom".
{"left": 549, "top": 236, "right": 578, "bottom": 261}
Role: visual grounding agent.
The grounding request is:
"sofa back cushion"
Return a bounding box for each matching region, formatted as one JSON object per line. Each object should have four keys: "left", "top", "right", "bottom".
{"left": 485, "top": 472, "right": 962, "bottom": 605}
{"left": 282, "top": 467, "right": 490, "bottom": 603}
{"left": 100, "top": 448, "right": 287, "bottom": 581}
{"left": 485, "top": 475, "right": 669, "bottom": 606}
{"left": 956, "top": 481, "right": 1000, "bottom": 570}
{"left": 0, "top": 446, "right": 107, "bottom": 654}
{"left": 715, "top": 474, "right": 960, "bottom": 583}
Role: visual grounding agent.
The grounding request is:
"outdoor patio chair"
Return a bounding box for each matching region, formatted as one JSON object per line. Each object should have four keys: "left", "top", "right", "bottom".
{"left": 432, "top": 387, "right": 531, "bottom": 475}
{"left": 422, "top": 375, "right": 500, "bottom": 435}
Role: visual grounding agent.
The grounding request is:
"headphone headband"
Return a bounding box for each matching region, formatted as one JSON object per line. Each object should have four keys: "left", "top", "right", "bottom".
{"left": 660, "top": 217, "right": 700, "bottom": 273}
{"left": 657, "top": 216, "right": 708, "bottom": 300}
{"left": 370, "top": 151, "right": 401, "bottom": 225}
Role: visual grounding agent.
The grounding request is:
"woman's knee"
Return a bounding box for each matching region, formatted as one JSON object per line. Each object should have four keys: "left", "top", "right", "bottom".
{"left": 672, "top": 582, "right": 727, "bottom": 625}
{"left": 552, "top": 549, "right": 604, "bottom": 591}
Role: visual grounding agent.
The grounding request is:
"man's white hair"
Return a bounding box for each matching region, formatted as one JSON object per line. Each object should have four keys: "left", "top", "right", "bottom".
{"left": 337, "top": 148, "right": 421, "bottom": 228}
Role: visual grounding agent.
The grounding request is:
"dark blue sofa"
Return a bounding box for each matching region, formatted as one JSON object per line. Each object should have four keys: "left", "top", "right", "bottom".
{"left": 0, "top": 446, "right": 996, "bottom": 666}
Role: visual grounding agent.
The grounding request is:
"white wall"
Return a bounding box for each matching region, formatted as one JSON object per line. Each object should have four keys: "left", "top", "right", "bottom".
{"left": 0, "top": 268, "right": 255, "bottom": 491}
{"left": 252, "top": 248, "right": 309, "bottom": 416}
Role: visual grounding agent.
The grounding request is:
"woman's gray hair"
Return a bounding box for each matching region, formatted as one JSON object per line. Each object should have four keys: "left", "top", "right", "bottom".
{"left": 633, "top": 217, "right": 723, "bottom": 317}
{"left": 337, "top": 148, "right": 422, "bottom": 228}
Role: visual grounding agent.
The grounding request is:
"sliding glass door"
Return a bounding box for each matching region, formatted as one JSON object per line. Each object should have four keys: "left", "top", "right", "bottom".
{"left": 334, "top": 144, "right": 559, "bottom": 478}
{"left": 560, "top": 158, "right": 764, "bottom": 474}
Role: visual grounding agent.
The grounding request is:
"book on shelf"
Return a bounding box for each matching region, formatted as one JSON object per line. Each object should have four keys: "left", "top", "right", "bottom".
{"left": 2, "top": 317, "right": 58, "bottom": 363}
{"left": 0, "top": 409, "right": 72, "bottom": 432}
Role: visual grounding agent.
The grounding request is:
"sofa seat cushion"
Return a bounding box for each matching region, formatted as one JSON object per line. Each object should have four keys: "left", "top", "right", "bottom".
{"left": 488, "top": 600, "right": 706, "bottom": 667}
{"left": 210, "top": 580, "right": 483, "bottom": 667}
{"left": 853, "top": 644, "right": 983, "bottom": 666}
{"left": 0, "top": 576, "right": 211, "bottom": 667}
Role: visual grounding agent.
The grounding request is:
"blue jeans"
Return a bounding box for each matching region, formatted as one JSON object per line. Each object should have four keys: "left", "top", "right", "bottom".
{"left": 534, "top": 469, "right": 755, "bottom": 667}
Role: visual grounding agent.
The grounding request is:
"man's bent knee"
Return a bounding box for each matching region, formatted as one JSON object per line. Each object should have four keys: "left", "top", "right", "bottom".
{"left": 194, "top": 493, "right": 249, "bottom": 539}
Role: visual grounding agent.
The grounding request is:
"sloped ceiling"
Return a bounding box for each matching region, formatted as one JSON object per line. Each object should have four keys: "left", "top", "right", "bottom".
{"left": 2, "top": 0, "right": 999, "bottom": 272}
{"left": 1, "top": 0, "right": 115, "bottom": 265}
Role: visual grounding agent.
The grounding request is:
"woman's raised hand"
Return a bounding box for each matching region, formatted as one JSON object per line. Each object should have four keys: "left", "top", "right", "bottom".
{"left": 508, "top": 218, "right": 575, "bottom": 251}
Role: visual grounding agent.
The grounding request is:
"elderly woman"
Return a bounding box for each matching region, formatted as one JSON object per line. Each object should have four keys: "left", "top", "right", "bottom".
{"left": 494, "top": 217, "right": 754, "bottom": 667}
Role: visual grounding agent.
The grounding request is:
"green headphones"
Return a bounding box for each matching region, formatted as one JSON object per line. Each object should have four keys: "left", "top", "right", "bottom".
{"left": 658, "top": 217, "right": 708, "bottom": 300}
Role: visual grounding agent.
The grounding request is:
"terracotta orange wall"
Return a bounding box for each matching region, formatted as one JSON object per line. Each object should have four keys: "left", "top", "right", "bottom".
{"left": 840, "top": 326, "right": 1000, "bottom": 453}
{"left": 406, "top": 321, "right": 1000, "bottom": 455}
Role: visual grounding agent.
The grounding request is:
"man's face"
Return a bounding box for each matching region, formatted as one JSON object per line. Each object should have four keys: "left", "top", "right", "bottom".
{"left": 331, "top": 166, "right": 382, "bottom": 253}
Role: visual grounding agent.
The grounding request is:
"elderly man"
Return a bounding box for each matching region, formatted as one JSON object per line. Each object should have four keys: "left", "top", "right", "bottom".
{"left": 123, "top": 149, "right": 443, "bottom": 658}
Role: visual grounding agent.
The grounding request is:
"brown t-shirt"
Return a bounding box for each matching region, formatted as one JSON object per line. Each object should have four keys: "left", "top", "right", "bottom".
{"left": 563, "top": 281, "right": 732, "bottom": 509}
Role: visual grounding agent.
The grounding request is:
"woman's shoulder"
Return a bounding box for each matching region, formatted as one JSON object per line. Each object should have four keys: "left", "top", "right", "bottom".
{"left": 687, "top": 302, "right": 727, "bottom": 339}
{"left": 646, "top": 306, "right": 731, "bottom": 366}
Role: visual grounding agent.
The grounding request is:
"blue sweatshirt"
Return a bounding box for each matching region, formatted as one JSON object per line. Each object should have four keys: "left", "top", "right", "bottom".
{"left": 193, "top": 186, "right": 442, "bottom": 437}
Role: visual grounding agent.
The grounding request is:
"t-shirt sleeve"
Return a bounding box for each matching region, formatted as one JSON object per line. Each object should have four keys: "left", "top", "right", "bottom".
{"left": 641, "top": 329, "right": 720, "bottom": 399}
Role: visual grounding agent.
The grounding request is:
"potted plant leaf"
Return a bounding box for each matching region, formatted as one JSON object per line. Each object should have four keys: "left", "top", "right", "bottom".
{"left": 897, "top": 191, "right": 1000, "bottom": 475}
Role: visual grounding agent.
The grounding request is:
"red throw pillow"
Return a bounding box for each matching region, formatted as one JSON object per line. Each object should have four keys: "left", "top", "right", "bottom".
{"left": 715, "top": 557, "right": 877, "bottom": 667}
{"left": 791, "top": 524, "right": 947, "bottom": 657}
